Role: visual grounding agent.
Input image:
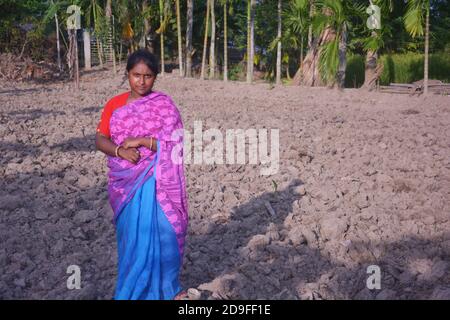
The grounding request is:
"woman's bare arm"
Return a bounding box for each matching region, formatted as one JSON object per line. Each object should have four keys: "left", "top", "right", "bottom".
{"left": 95, "top": 132, "right": 119, "bottom": 157}
{"left": 95, "top": 133, "right": 140, "bottom": 164}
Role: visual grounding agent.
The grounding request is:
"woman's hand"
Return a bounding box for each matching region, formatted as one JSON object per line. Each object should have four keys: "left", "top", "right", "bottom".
{"left": 118, "top": 147, "right": 140, "bottom": 164}
{"left": 122, "top": 137, "right": 143, "bottom": 149}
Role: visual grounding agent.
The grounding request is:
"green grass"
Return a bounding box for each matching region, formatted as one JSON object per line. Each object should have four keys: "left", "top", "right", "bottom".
{"left": 345, "top": 52, "right": 450, "bottom": 88}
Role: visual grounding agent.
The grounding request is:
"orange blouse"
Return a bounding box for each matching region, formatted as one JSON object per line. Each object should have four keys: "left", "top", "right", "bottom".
{"left": 97, "top": 92, "right": 130, "bottom": 138}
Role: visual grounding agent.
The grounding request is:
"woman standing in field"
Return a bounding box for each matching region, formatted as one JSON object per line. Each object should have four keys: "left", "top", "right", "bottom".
{"left": 95, "top": 49, "right": 189, "bottom": 300}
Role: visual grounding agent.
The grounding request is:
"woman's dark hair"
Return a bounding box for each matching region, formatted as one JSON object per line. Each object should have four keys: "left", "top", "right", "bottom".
{"left": 126, "top": 49, "right": 160, "bottom": 75}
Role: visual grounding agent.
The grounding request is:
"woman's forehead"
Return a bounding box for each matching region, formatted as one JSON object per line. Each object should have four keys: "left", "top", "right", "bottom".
{"left": 130, "top": 62, "right": 154, "bottom": 74}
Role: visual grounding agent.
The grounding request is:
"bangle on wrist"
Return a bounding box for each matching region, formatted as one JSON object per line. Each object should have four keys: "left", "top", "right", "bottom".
{"left": 115, "top": 145, "right": 122, "bottom": 158}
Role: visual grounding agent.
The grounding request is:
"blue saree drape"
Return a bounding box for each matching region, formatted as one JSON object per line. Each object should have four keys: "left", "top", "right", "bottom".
{"left": 113, "top": 143, "right": 183, "bottom": 300}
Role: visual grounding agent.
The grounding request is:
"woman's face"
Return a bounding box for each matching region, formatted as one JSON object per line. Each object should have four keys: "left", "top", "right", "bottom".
{"left": 128, "top": 61, "right": 156, "bottom": 97}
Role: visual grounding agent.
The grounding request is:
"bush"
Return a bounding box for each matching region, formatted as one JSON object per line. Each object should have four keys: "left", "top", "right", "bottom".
{"left": 228, "top": 63, "right": 246, "bottom": 81}
{"left": 345, "top": 55, "right": 365, "bottom": 88}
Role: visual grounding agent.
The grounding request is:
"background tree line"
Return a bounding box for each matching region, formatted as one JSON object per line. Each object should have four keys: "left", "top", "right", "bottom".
{"left": 0, "top": 0, "right": 449, "bottom": 89}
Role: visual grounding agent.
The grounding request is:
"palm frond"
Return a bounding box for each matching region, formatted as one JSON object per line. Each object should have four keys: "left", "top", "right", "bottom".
{"left": 319, "top": 37, "right": 339, "bottom": 84}
{"left": 404, "top": 0, "right": 425, "bottom": 38}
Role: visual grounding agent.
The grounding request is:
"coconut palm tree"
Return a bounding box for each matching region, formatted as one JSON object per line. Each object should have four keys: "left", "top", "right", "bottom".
{"left": 175, "top": 0, "right": 183, "bottom": 76}
{"left": 276, "top": 0, "right": 282, "bottom": 85}
{"left": 246, "top": 0, "right": 256, "bottom": 84}
{"left": 141, "top": 0, "right": 154, "bottom": 53}
{"left": 185, "top": 0, "right": 194, "bottom": 77}
{"left": 201, "top": 0, "right": 211, "bottom": 79}
{"left": 222, "top": 0, "right": 228, "bottom": 82}
{"left": 217, "top": 0, "right": 236, "bottom": 82}
{"left": 316, "top": 0, "right": 347, "bottom": 87}
{"left": 295, "top": 0, "right": 363, "bottom": 88}
{"left": 209, "top": 0, "right": 216, "bottom": 79}
{"left": 307, "top": 0, "right": 315, "bottom": 49}
{"left": 404, "top": 0, "right": 430, "bottom": 94}
{"left": 159, "top": 0, "right": 165, "bottom": 75}
{"left": 105, "top": 0, "right": 117, "bottom": 73}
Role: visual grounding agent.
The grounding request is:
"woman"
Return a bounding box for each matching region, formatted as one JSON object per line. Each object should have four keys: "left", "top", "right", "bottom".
{"left": 95, "top": 49, "right": 189, "bottom": 300}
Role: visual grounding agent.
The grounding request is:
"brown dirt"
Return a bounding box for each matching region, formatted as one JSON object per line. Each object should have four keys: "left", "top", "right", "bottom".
{"left": 0, "top": 67, "right": 449, "bottom": 300}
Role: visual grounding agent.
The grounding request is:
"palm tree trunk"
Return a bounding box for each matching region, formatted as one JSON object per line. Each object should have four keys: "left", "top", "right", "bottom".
{"left": 176, "top": 0, "right": 184, "bottom": 76}
{"left": 201, "top": 0, "right": 210, "bottom": 79}
{"left": 246, "top": 1, "right": 250, "bottom": 80}
{"left": 362, "top": 49, "right": 379, "bottom": 90}
{"left": 209, "top": 0, "right": 216, "bottom": 79}
{"left": 186, "top": 0, "right": 194, "bottom": 77}
{"left": 337, "top": 23, "right": 347, "bottom": 89}
{"left": 142, "top": 0, "right": 154, "bottom": 53}
{"left": 159, "top": 0, "right": 165, "bottom": 75}
{"left": 55, "top": 11, "right": 61, "bottom": 71}
{"left": 223, "top": 1, "right": 228, "bottom": 82}
{"left": 300, "top": 35, "right": 304, "bottom": 70}
{"left": 105, "top": 0, "right": 116, "bottom": 74}
{"left": 75, "top": 30, "right": 79, "bottom": 89}
{"left": 424, "top": 4, "right": 429, "bottom": 95}
{"left": 293, "top": 26, "right": 335, "bottom": 86}
{"left": 362, "top": 31, "right": 380, "bottom": 91}
{"left": 295, "top": 35, "right": 304, "bottom": 82}
{"left": 247, "top": 0, "right": 256, "bottom": 84}
{"left": 91, "top": 0, "right": 103, "bottom": 67}
{"left": 307, "top": 0, "right": 315, "bottom": 49}
{"left": 276, "top": 0, "right": 282, "bottom": 85}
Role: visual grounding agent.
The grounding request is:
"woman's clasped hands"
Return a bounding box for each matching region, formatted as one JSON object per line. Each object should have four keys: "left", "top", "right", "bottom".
{"left": 118, "top": 137, "right": 156, "bottom": 164}
{"left": 118, "top": 137, "right": 143, "bottom": 164}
